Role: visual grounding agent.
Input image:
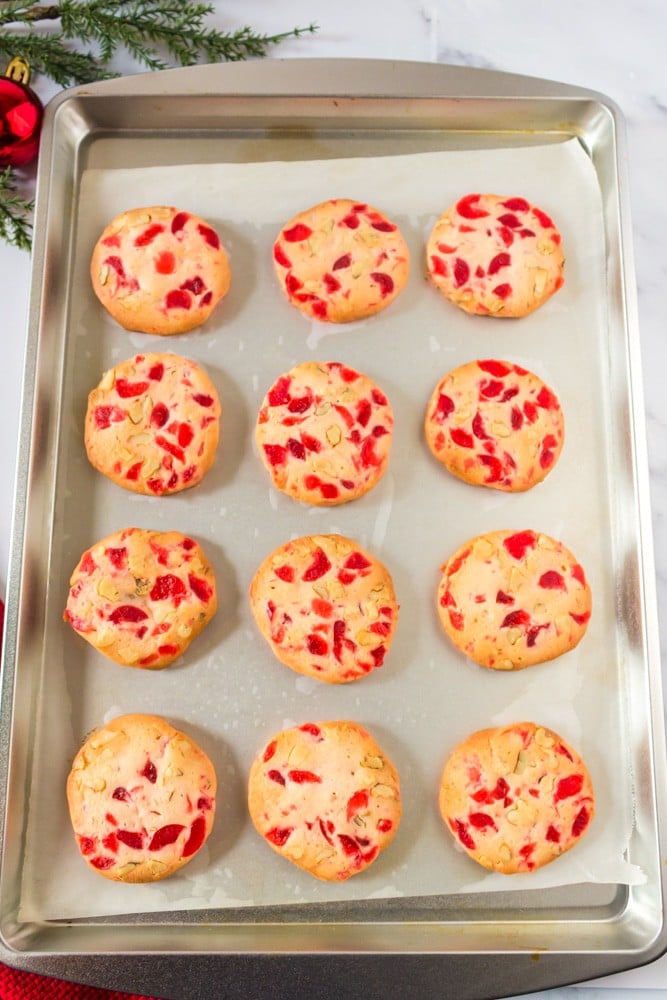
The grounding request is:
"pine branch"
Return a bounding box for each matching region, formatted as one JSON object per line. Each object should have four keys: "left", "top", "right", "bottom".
{"left": 0, "top": 2, "right": 317, "bottom": 85}
{"left": 56, "top": 1, "right": 318, "bottom": 67}
{"left": 0, "top": 168, "right": 33, "bottom": 252}
{"left": 0, "top": 3, "right": 56, "bottom": 28}
{"left": 0, "top": 30, "right": 113, "bottom": 84}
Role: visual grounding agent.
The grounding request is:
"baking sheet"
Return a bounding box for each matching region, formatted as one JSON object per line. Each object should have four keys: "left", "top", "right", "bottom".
{"left": 19, "top": 138, "right": 640, "bottom": 922}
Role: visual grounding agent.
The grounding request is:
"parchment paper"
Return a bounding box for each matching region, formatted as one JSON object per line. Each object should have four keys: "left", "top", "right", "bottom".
{"left": 19, "top": 139, "right": 641, "bottom": 921}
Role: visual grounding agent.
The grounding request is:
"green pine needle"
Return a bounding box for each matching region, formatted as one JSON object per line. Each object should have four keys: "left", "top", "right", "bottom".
{"left": 0, "top": 168, "right": 33, "bottom": 252}
{"left": 0, "top": 2, "right": 317, "bottom": 86}
{"left": 0, "top": 31, "right": 115, "bottom": 84}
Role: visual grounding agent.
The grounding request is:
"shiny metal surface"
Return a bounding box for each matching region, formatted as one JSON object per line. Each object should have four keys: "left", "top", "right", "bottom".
{"left": 0, "top": 60, "right": 663, "bottom": 999}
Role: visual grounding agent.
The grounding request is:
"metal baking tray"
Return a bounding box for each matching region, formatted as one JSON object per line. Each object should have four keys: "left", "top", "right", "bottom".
{"left": 0, "top": 59, "right": 664, "bottom": 999}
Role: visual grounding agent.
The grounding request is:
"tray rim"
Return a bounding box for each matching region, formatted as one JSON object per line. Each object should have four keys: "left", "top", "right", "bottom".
{"left": 0, "top": 58, "right": 664, "bottom": 998}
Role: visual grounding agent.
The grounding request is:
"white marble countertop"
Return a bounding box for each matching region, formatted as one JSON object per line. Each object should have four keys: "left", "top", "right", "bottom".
{"left": 1, "top": 1, "right": 665, "bottom": 997}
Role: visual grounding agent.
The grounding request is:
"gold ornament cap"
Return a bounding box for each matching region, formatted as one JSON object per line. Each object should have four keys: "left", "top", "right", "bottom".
{"left": 5, "top": 57, "right": 31, "bottom": 86}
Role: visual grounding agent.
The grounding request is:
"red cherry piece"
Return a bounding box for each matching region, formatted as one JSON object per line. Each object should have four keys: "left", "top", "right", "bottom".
{"left": 171, "top": 212, "right": 189, "bottom": 234}
{"left": 370, "top": 272, "right": 394, "bottom": 297}
{"left": 165, "top": 289, "right": 191, "bottom": 310}
{"left": 288, "top": 769, "right": 321, "bottom": 784}
{"left": 155, "top": 251, "right": 175, "bottom": 274}
{"left": 188, "top": 574, "right": 213, "bottom": 603}
{"left": 150, "top": 574, "right": 187, "bottom": 602}
{"left": 193, "top": 393, "right": 214, "bottom": 408}
{"left": 503, "top": 531, "right": 537, "bottom": 560}
{"left": 299, "top": 723, "right": 322, "bottom": 739}
{"left": 109, "top": 605, "right": 148, "bottom": 624}
{"left": 283, "top": 223, "right": 312, "bottom": 242}
{"left": 134, "top": 224, "right": 164, "bottom": 247}
{"left": 141, "top": 760, "right": 157, "bottom": 783}
{"left": 302, "top": 547, "right": 331, "bottom": 581}
{"left": 116, "top": 829, "right": 144, "bottom": 850}
{"left": 182, "top": 816, "right": 207, "bottom": 857}
{"left": 149, "top": 824, "right": 185, "bottom": 850}
{"left": 197, "top": 224, "right": 220, "bottom": 249}
{"left": 266, "top": 827, "right": 293, "bottom": 846}
{"left": 115, "top": 378, "right": 149, "bottom": 398}
{"left": 501, "top": 609, "right": 531, "bottom": 629}
{"left": 456, "top": 194, "right": 489, "bottom": 219}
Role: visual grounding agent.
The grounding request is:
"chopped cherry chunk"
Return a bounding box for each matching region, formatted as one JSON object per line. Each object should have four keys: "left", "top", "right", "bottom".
{"left": 165, "top": 289, "right": 191, "bottom": 310}
{"left": 456, "top": 194, "right": 489, "bottom": 219}
{"left": 288, "top": 770, "right": 321, "bottom": 784}
{"left": 503, "top": 531, "right": 537, "bottom": 560}
{"left": 116, "top": 829, "right": 144, "bottom": 849}
{"left": 501, "top": 609, "right": 530, "bottom": 629}
{"left": 182, "top": 816, "right": 207, "bottom": 857}
{"left": 370, "top": 272, "right": 394, "bottom": 297}
{"left": 453, "top": 258, "right": 470, "bottom": 286}
{"left": 149, "top": 824, "right": 184, "bottom": 850}
{"left": 109, "top": 605, "right": 148, "bottom": 624}
{"left": 115, "top": 378, "right": 149, "bottom": 398}
{"left": 554, "top": 774, "right": 584, "bottom": 802}
{"left": 307, "top": 634, "right": 328, "bottom": 656}
{"left": 150, "top": 574, "right": 186, "bottom": 602}
{"left": 299, "top": 723, "right": 322, "bottom": 739}
{"left": 283, "top": 223, "right": 312, "bottom": 242}
{"left": 302, "top": 548, "right": 331, "bottom": 582}
{"left": 266, "top": 827, "right": 293, "bottom": 846}
{"left": 572, "top": 806, "right": 590, "bottom": 837}
{"left": 171, "top": 212, "right": 189, "bottom": 234}
{"left": 135, "top": 223, "right": 164, "bottom": 247}
{"left": 141, "top": 760, "right": 157, "bottom": 784}
{"left": 273, "top": 243, "right": 291, "bottom": 268}
{"left": 188, "top": 574, "right": 213, "bottom": 603}
{"left": 538, "top": 570, "right": 565, "bottom": 590}
{"left": 197, "top": 224, "right": 220, "bottom": 249}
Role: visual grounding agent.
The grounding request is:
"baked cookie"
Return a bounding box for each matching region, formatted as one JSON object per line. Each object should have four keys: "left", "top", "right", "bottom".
{"left": 437, "top": 529, "right": 591, "bottom": 670}
{"left": 250, "top": 534, "right": 398, "bottom": 683}
{"left": 248, "top": 720, "right": 401, "bottom": 881}
{"left": 85, "top": 352, "right": 221, "bottom": 496}
{"left": 427, "top": 194, "right": 564, "bottom": 317}
{"left": 273, "top": 198, "right": 409, "bottom": 322}
{"left": 67, "top": 713, "right": 216, "bottom": 882}
{"left": 424, "top": 359, "right": 564, "bottom": 491}
{"left": 64, "top": 527, "right": 217, "bottom": 668}
{"left": 255, "top": 361, "right": 393, "bottom": 505}
{"left": 439, "top": 722, "right": 595, "bottom": 874}
{"left": 90, "top": 206, "right": 231, "bottom": 334}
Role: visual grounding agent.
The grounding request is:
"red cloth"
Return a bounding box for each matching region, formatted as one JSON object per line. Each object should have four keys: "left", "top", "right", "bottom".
{"left": 0, "top": 963, "right": 162, "bottom": 999}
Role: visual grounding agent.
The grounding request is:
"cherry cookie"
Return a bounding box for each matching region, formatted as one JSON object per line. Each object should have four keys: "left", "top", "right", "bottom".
{"left": 427, "top": 194, "right": 565, "bottom": 318}
{"left": 248, "top": 720, "right": 401, "bottom": 881}
{"left": 90, "top": 206, "right": 231, "bottom": 334}
{"left": 85, "top": 352, "right": 221, "bottom": 496}
{"left": 437, "top": 529, "right": 591, "bottom": 671}
{"left": 64, "top": 527, "right": 217, "bottom": 669}
{"left": 67, "top": 713, "right": 216, "bottom": 882}
{"left": 424, "top": 359, "right": 564, "bottom": 491}
{"left": 255, "top": 361, "right": 394, "bottom": 506}
{"left": 439, "top": 722, "right": 595, "bottom": 874}
{"left": 273, "top": 198, "right": 410, "bottom": 322}
{"left": 250, "top": 534, "right": 399, "bottom": 684}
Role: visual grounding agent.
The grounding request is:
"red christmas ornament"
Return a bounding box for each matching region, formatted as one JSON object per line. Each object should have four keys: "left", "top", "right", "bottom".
{"left": 0, "top": 57, "right": 43, "bottom": 168}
